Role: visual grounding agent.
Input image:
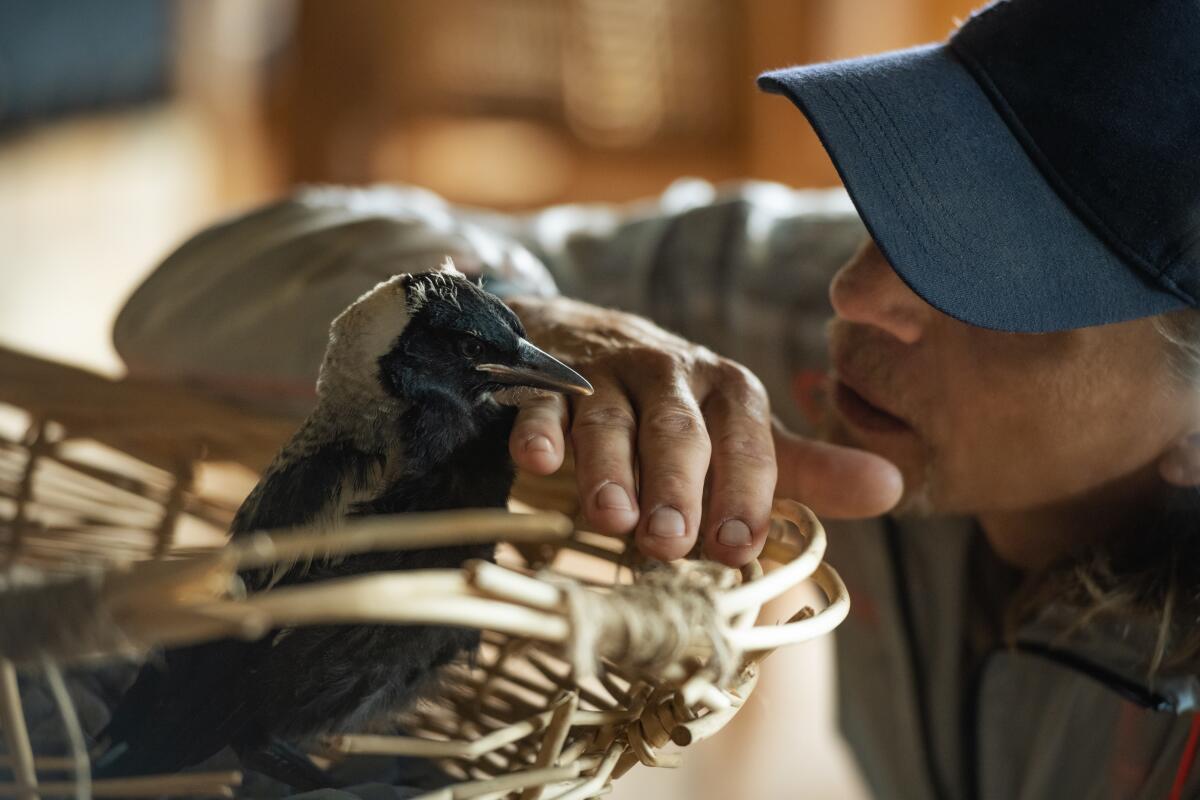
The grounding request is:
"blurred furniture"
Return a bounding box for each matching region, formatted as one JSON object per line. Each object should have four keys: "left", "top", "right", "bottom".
{"left": 267, "top": 0, "right": 981, "bottom": 207}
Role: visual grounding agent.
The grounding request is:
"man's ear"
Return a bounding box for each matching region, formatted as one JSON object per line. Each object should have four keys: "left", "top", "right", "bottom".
{"left": 1157, "top": 432, "right": 1200, "bottom": 487}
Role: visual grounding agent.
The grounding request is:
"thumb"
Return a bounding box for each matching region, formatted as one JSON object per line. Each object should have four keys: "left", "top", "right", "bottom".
{"left": 773, "top": 418, "right": 903, "bottom": 518}
{"left": 509, "top": 391, "right": 569, "bottom": 475}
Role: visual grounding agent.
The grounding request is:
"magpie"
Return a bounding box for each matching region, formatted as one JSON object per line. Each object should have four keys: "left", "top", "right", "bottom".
{"left": 93, "top": 261, "right": 591, "bottom": 789}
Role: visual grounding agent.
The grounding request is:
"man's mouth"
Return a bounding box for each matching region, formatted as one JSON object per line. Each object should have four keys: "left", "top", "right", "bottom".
{"left": 831, "top": 376, "right": 911, "bottom": 434}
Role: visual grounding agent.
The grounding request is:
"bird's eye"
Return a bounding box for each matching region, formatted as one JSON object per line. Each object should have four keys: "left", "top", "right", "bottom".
{"left": 458, "top": 338, "right": 484, "bottom": 359}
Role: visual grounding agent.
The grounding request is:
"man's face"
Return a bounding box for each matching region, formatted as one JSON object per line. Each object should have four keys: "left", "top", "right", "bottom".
{"left": 823, "top": 238, "right": 1194, "bottom": 517}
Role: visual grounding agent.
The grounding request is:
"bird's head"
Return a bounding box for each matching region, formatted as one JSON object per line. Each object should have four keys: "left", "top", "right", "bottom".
{"left": 318, "top": 259, "right": 591, "bottom": 417}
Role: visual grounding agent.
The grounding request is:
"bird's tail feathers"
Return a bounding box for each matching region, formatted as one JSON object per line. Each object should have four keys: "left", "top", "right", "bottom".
{"left": 90, "top": 736, "right": 191, "bottom": 780}
{"left": 237, "top": 737, "right": 334, "bottom": 791}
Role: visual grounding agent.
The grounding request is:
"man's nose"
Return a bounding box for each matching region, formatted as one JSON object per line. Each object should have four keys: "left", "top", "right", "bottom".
{"left": 829, "top": 239, "right": 927, "bottom": 345}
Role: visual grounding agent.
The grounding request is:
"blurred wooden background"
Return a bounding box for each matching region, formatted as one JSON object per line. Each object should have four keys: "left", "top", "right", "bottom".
{"left": 204, "top": 0, "right": 983, "bottom": 208}
{"left": 0, "top": 2, "right": 978, "bottom": 798}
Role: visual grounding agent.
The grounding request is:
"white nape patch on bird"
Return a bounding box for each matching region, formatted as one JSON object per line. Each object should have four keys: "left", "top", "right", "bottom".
{"left": 318, "top": 275, "right": 410, "bottom": 403}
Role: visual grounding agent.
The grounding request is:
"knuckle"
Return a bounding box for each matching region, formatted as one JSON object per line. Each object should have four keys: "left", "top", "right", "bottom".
{"left": 519, "top": 393, "right": 563, "bottom": 415}
{"left": 722, "top": 360, "right": 764, "bottom": 391}
{"left": 719, "top": 360, "right": 765, "bottom": 393}
{"left": 714, "top": 430, "right": 774, "bottom": 467}
{"left": 647, "top": 467, "right": 699, "bottom": 500}
{"left": 626, "top": 347, "right": 680, "bottom": 377}
{"left": 572, "top": 404, "right": 637, "bottom": 436}
{"left": 713, "top": 364, "right": 770, "bottom": 418}
{"left": 644, "top": 404, "right": 707, "bottom": 441}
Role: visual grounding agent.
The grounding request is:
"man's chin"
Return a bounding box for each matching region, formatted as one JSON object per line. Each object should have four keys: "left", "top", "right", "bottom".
{"left": 890, "top": 486, "right": 936, "bottom": 518}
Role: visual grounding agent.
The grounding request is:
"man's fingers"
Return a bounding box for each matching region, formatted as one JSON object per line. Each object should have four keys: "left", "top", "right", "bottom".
{"left": 632, "top": 378, "right": 711, "bottom": 561}
{"left": 773, "top": 419, "right": 903, "bottom": 518}
{"left": 700, "top": 372, "right": 777, "bottom": 567}
{"left": 510, "top": 392, "right": 568, "bottom": 475}
{"left": 570, "top": 380, "right": 640, "bottom": 535}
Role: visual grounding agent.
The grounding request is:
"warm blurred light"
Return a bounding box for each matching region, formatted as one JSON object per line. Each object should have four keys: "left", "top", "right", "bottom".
{"left": 377, "top": 117, "right": 572, "bottom": 207}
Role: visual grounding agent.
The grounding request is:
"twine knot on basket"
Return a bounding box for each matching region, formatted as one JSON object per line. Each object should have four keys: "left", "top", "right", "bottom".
{"left": 555, "top": 559, "right": 741, "bottom": 685}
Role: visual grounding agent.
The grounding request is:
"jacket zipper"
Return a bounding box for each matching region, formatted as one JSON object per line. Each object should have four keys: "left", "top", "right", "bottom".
{"left": 885, "top": 520, "right": 954, "bottom": 800}
{"left": 961, "top": 650, "right": 990, "bottom": 800}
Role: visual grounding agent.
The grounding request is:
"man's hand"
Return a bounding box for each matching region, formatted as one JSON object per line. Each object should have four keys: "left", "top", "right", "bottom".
{"left": 506, "top": 295, "right": 903, "bottom": 567}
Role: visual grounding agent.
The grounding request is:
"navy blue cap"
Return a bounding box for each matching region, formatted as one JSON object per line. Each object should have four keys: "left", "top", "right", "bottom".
{"left": 758, "top": 0, "right": 1200, "bottom": 333}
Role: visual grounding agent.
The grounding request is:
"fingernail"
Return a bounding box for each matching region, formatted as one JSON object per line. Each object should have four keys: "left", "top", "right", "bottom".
{"left": 648, "top": 506, "right": 686, "bottom": 538}
{"left": 595, "top": 483, "right": 633, "bottom": 511}
{"left": 717, "top": 519, "right": 752, "bottom": 547}
{"left": 524, "top": 435, "right": 553, "bottom": 454}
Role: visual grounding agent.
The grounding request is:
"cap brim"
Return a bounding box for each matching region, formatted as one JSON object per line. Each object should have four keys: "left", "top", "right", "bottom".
{"left": 759, "top": 44, "right": 1183, "bottom": 333}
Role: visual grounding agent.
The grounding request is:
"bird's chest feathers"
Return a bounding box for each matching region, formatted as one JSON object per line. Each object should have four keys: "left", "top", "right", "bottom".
{"left": 363, "top": 402, "right": 518, "bottom": 514}
{"left": 248, "top": 402, "right": 514, "bottom": 588}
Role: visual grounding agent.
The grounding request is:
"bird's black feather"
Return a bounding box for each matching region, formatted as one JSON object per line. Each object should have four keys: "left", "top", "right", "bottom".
{"left": 95, "top": 270, "right": 562, "bottom": 790}
{"left": 232, "top": 437, "right": 382, "bottom": 537}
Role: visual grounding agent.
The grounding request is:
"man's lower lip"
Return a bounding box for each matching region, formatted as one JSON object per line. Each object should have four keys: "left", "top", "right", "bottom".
{"left": 832, "top": 380, "right": 910, "bottom": 434}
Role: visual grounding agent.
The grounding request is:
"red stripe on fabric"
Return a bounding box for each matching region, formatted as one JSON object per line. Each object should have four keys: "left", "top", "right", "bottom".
{"left": 1169, "top": 714, "right": 1200, "bottom": 800}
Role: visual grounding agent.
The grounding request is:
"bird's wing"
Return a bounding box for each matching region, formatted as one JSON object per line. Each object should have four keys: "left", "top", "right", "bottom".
{"left": 94, "top": 638, "right": 261, "bottom": 777}
{"left": 231, "top": 434, "right": 385, "bottom": 591}
{"left": 95, "top": 434, "right": 387, "bottom": 776}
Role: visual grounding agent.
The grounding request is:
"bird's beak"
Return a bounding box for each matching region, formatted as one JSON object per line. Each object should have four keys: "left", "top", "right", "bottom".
{"left": 477, "top": 339, "right": 593, "bottom": 396}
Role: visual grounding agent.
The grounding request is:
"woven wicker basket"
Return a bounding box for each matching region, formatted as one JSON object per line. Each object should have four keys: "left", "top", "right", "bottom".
{"left": 0, "top": 347, "right": 848, "bottom": 800}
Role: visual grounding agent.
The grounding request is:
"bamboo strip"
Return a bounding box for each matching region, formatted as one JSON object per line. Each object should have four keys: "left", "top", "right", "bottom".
{"left": 237, "top": 575, "right": 570, "bottom": 641}
{"left": 39, "top": 658, "right": 88, "bottom": 800}
{"left": 516, "top": 690, "right": 576, "bottom": 796}
{"left": 679, "top": 676, "right": 733, "bottom": 712}
{"left": 0, "top": 346, "right": 294, "bottom": 470}
{"left": 541, "top": 744, "right": 624, "bottom": 800}
{"left": 232, "top": 510, "right": 573, "bottom": 571}
{"left": 0, "top": 756, "right": 77, "bottom": 770}
{"left": 523, "top": 651, "right": 615, "bottom": 711}
{"left": 716, "top": 500, "right": 825, "bottom": 616}
{"left": 408, "top": 762, "right": 584, "bottom": 800}
{"left": 0, "top": 771, "right": 241, "bottom": 798}
{"left": 731, "top": 560, "right": 764, "bottom": 631}
{"left": 30, "top": 456, "right": 165, "bottom": 513}
{"left": 5, "top": 493, "right": 160, "bottom": 533}
{"left": 555, "top": 539, "right": 625, "bottom": 567}
{"left": 492, "top": 666, "right": 571, "bottom": 705}
{"left": 626, "top": 722, "right": 681, "bottom": 769}
{"left": 153, "top": 460, "right": 193, "bottom": 558}
{"left": 6, "top": 421, "right": 45, "bottom": 568}
{"left": 402, "top": 791, "right": 451, "bottom": 800}
{"left": 333, "top": 705, "right": 632, "bottom": 761}
{"left": 17, "top": 467, "right": 158, "bottom": 518}
{"left": 467, "top": 560, "right": 562, "bottom": 610}
{"left": 332, "top": 709, "right": 555, "bottom": 760}
{"left": 458, "top": 690, "right": 543, "bottom": 729}
{"left": 0, "top": 660, "right": 37, "bottom": 800}
{"left": 553, "top": 735, "right": 594, "bottom": 769}
{"left": 5, "top": 527, "right": 153, "bottom": 549}
{"left": 726, "top": 563, "right": 850, "bottom": 651}
{"left": 594, "top": 670, "right": 630, "bottom": 708}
